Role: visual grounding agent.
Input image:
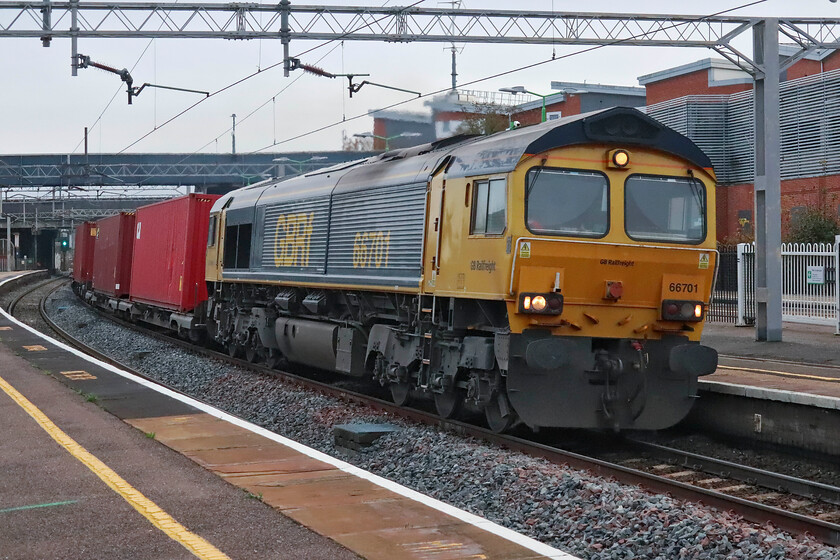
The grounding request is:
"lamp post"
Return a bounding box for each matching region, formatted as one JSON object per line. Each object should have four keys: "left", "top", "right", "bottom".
{"left": 353, "top": 131, "right": 421, "bottom": 151}
{"left": 499, "top": 86, "right": 551, "bottom": 123}
{"left": 231, "top": 113, "right": 236, "bottom": 155}
{"left": 273, "top": 155, "right": 328, "bottom": 175}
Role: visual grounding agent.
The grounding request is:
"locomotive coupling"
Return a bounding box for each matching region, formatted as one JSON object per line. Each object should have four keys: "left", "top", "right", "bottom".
{"left": 591, "top": 349, "right": 626, "bottom": 381}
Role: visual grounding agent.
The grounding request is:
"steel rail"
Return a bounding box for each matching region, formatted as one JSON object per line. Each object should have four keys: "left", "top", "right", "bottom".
{"left": 6, "top": 276, "right": 67, "bottom": 316}
{"left": 624, "top": 438, "right": 840, "bottom": 506}
{"left": 33, "top": 282, "right": 213, "bottom": 405}
{"left": 33, "top": 282, "right": 840, "bottom": 547}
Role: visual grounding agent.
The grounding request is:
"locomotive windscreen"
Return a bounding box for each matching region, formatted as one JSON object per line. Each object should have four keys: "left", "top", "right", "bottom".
{"left": 625, "top": 175, "right": 706, "bottom": 243}
{"left": 525, "top": 168, "right": 609, "bottom": 237}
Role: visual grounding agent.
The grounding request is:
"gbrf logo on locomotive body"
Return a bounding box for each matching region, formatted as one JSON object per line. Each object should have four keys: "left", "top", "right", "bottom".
{"left": 273, "top": 212, "right": 315, "bottom": 267}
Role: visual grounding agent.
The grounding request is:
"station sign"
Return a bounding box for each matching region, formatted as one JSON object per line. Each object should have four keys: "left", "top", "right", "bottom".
{"left": 806, "top": 265, "right": 825, "bottom": 285}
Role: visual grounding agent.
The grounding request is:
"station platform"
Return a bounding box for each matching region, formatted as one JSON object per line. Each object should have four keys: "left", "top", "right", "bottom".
{"left": 0, "top": 272, "right": 573, "bottom": 560}
{"left": 696, "top": 322, "right": 840, "bottom": 455}
{"left": 701, "top": 322, "right": 840, "bottom": 399}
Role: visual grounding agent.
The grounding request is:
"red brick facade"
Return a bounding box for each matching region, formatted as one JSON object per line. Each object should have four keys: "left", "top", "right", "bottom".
{"left": 785, "top": 51, "right": 840, "bottom": 80}
{"left": 645, "top": 70, "right": 751, "bottom": 105}
{"left": 716, "top": 176, "right": 840, "bottom": 242}
{"left": 513, "top": 96, "right": 581, "bottom": 126}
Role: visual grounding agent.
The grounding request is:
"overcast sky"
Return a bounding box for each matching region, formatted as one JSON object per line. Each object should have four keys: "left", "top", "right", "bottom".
{"left": 2, "top": 0, "right": 839, "bottom": 156}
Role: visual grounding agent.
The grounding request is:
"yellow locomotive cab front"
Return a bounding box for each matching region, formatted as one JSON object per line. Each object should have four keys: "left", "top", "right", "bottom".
{"left": 499, "top": 142, "right": 719, "bottom": 430}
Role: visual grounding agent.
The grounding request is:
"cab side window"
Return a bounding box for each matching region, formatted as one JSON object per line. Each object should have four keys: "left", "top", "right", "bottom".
{"left": 207, "top": 215, "right": 217, "bottom": 247}
{"left": 223, "top": 223, "right": 252, "bottom": 269}
{"left": 471, "top": 178, "right": 506, "bottom": 235}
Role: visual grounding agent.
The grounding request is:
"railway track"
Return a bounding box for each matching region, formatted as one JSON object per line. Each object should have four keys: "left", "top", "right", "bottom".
{"left": 15, "top": 276, "right": 840, "bottom": 547}
{"left": 5, "top": 275, "right": 67, "bottom": 317}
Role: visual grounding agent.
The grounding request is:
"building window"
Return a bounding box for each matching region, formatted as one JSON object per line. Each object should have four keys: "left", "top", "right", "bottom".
{"left": 471, "top": 178, "right": 507, "bottom": 235}
{"left": 790, "top": 206, "right": 806, "bottom": 224}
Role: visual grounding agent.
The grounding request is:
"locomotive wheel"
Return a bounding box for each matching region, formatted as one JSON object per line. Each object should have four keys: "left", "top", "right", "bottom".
{"left": 227, "top": 342, "right": 243, "bottom": 359}
{"left": 264, "top": 349, "right": 285, "bottom": 370}
{"left": 390, "top": 382, "right": 411, "bottom": 406}
{"left": 434, "top": 390, "right": 462, "bottom": 419}
{"left": 244, "top": 343, "right": 261, "bottom": 363}
{"left": 485, "top": 392, "right": 516, "bottom": 433}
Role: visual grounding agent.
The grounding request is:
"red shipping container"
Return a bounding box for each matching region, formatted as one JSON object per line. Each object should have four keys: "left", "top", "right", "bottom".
{"left": 72, "top": 221, "right": 97, "bottom": 284}
{"left": 129, "top": 194, "right": 220, "bottom": 312}
{"left": 92, "top": 212, "right": 136, "bottom": 297}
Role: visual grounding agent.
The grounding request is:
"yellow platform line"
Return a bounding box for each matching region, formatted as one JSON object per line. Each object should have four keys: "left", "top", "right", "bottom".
{"left": 717, "top": 364, "right": 840, "bottom": 383}
{"left": 0, "top": 373, "right": 230, "bottom": 560}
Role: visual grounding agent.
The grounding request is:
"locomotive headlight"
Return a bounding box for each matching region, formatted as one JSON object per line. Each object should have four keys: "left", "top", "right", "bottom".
{"left": 608, "top": 148, "right": 631, "bottom": 169}
{"left": 519, "top": 292, "right": 563, "bottom": 315}
{"left": 694, "top": 304, "right": 703, "bottom": 318}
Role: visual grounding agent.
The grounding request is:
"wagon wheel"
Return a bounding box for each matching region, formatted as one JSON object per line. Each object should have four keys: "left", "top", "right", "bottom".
{"left": 389, "top": 382, "right": 412, "bottom": 406}
{"left": 485, "top": 391, "right": 516, "bottom": 433}
{"left": 188, "top": 328, "right": 206, "bottom": 345}
{"left": 434, "top": 389, "right": 463, "bottom": 419}
{"left": 244, "top": 344, "right": 259, "bottom": 363}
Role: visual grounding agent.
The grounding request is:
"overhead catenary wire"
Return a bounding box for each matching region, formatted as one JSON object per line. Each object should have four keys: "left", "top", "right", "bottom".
{"left": 116, "top": 0, "right": 768, "bottom": 157}
{"left": 246, "top": 0, "right": 770, "bottom": 154}
{"left": 130, "top": 41, "right": 344, "bottom": 187}
{"left": 117, "top": 0, "right": 426, "bottom": 154}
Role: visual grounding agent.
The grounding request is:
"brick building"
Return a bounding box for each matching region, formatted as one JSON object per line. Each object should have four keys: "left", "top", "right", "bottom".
{"left": 640, "top": 48, "right": 840, "bottom": 242}
{"left": 369, "top": 82, "right": 645, "bottom": 149}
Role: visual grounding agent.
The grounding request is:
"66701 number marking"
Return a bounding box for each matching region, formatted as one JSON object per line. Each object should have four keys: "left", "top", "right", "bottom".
{"left": 669, "top": 282, "right": 698, "bottom": 293}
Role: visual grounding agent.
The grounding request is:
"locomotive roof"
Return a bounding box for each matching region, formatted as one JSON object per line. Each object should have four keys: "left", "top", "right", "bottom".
{"left": 215, "top": 107, "right": 712, "bottom": 215}
{"left": 442, "top": 106, "right": 712, "bottom": 178}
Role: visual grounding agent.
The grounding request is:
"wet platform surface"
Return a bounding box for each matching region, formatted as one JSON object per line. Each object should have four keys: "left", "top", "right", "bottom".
{"left": 0, "top": 272, "right": 573, "bottom": 560}
{"left": 702, "top": 322, "right": 840, "bottom": 401}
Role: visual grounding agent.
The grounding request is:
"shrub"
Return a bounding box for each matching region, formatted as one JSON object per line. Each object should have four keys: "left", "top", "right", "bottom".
{"left": 786, "top": 207, "right": 840, "bottom": 244}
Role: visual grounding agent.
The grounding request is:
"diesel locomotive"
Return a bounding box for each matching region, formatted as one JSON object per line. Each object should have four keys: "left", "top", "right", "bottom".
{"left": 203, "top": 107, "right": 719, "bottom": 432}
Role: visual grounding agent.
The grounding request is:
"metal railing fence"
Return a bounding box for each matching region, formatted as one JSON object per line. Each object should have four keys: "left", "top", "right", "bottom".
{"left": 710, "top": 238, "right": 840, "bottom": 330}
{"left": 707, "top": 245, "right": 739, "bottom": 323}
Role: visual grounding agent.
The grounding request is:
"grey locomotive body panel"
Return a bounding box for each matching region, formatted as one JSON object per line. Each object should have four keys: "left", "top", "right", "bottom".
{"left": 259, "top": 196, "right": 330, "bottom": 275}
{"left": 326, "top": 182, "right": 426, "bottom": 287}
{"left": 223, "top": 178, "right": 427, "bottom": 289}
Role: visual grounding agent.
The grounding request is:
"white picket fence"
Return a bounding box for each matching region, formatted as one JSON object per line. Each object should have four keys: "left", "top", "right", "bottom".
{"left": 732, "top": 237, "right": 840, "bottom": 330}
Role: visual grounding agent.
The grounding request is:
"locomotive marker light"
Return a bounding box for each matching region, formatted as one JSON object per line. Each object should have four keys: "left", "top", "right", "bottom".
{"left": 518, "top": 292, "right": 563, "bottom": 315}
{"left": 661, "top": 299, "right": 705, "bottom": 322}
